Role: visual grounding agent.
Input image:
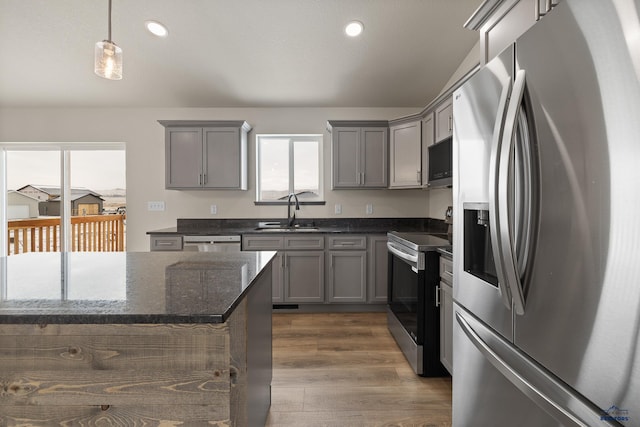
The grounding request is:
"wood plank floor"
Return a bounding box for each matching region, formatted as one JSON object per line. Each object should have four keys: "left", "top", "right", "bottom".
{"left": 265, "top": 312, "right": 452, "bottom": 427}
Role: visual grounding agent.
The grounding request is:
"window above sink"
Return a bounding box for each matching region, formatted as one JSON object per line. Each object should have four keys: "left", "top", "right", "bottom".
{"left": 255, "top": 134, "right": 324, "bottom": 205}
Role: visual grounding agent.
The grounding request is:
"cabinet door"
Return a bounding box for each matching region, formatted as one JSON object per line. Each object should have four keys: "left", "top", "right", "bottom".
{"left": 440, "top": 281, "right": 453, "bottom": 374}
{"left": 271, "top": 252, "right": 284, "bottom": 303}
{"left": 284, "top": 251, "right": 325, "bottom": 303}
{"left": 435, "top": 98, "right": 453, "bottom": 143}
{"left": 327, "top": 251, "right": 367, "bottom": 303}
{"left": 165, "top": 128, "right": 203, "bottom": 188}
{"left": 361, "top": 128, "right": 388, "bottom": 188}
{"left": 368, "top": 235, "right": 388, "bottom": 303}
{"left": 204, "top": 127, "right": 246, "bottom": 189}
{"left": 389, "top": 121, "right": 422, "bottom": 188}
{"left": 421, "top": 114, "right": 435, "bottom": 187}
{"left": 332, "top": 128, "right": 361, "bottom": 188}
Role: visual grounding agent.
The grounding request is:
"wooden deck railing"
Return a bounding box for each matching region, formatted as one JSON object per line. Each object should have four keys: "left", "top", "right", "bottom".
{"left": 7, "top": 215, "right": 126, "bottom": 255}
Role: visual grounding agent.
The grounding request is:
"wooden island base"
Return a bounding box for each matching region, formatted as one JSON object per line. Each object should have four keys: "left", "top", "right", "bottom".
{"left": 0, "top": 265, "right": 272, "bottom": 426}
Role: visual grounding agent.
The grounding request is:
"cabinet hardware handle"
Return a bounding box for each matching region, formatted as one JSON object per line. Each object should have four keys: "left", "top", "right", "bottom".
{"left": 435, "top": 286, "right": 441, "bottom": 307}
{"left": 203, "top": 173, "right": 207, "bottom": 185}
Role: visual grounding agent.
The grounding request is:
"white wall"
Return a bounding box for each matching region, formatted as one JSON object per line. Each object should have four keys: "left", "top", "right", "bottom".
{"left": 437, "top": 40, "right": 481, "bottom": 98}
{"left": 0, "top": 107, "right": 434, "bottom": 251}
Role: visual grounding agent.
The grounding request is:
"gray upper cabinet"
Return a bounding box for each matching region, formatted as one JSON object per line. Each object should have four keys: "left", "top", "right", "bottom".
{"left": 327, "top": 121, "right": 388, "bottom": 189}
{"left": 464, "top": 0, "right": 543, "bottom": 65}
{"left": 159, "top": 120, "right": 251, "bottom": 190}
{"left": 435, "top": 98, "right": 453, "bottom": 143}
{"left": 389, "top": 120, "right": 422, "bottom": 188}
{"left": 421, "top": 113, "right": 435, "bottom": 188}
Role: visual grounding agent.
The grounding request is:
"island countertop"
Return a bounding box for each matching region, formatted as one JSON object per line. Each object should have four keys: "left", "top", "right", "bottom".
{"left": 0, "top": 250, "right": 276, "bottom": 324}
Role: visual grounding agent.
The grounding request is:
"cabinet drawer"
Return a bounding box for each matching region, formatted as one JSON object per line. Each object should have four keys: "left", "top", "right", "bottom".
{"left": 327, "top": 235, "right": 366, "bottom": 250}
{"left": 284, "top": 236, "right": 325, "bottom": 250}
{"left": 242, "top": 235, "right": 284, "bottom": 250}
{"left": 150, "top": 235, "right": 183, "bottom": 251}
{"left": 440, "top": 255, "right": 453, "bottom": 285}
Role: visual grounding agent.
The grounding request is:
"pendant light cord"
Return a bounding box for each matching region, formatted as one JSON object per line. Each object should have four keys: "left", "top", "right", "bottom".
{"left": 108, "top": 0, "right": 112, "bottom": 42}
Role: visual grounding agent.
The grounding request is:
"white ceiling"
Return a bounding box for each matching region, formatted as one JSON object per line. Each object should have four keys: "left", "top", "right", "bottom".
{"left": 0, "top": 0, "right": 482, "bottom": 109}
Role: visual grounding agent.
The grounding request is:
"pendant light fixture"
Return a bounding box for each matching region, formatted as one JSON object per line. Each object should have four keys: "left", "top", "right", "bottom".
{"left": 94, "top": 0, "right": 123, "bottom": 80}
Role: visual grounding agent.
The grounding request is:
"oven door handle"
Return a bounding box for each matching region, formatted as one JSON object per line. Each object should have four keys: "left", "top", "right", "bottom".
{"left": 387, "top": 242, "right": 424, "bottom": 270}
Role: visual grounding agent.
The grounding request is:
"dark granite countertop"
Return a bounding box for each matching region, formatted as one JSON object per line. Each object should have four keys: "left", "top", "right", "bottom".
{"left": 0, "top": 251, "right": 276, "bottom": 325}
{"left": 147, "top": 217, "right": 449, "bottom": 237}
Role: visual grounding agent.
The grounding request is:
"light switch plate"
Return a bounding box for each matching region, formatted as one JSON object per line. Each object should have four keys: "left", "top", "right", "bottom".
{"left": 147, "top": 201, "right": 165, "bottom": 211}
{"left": 366, "top": 204, "right": 373, "bottom": 215}
{"left": 210, "top": 204, "right": 218, "bottom": 215}
{"left": 334, "top": 204, "right": 342, "bottom": 214}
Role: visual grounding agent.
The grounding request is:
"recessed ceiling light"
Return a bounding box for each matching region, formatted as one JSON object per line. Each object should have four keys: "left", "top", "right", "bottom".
{"left": 145, "top": 20, "right": 169, "bottom": 37}
{"left": 345, "top": 20, "right": 364, "bottom": 37}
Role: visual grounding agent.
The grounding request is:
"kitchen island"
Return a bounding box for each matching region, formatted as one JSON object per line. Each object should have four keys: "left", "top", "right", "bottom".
{"left": 0, "top": 250, "right": 275, "bottom": 426}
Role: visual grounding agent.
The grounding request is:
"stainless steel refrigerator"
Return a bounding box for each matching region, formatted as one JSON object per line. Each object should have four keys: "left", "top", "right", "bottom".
{"left": 452, "top": 1, "right": 640, "bottom": 426}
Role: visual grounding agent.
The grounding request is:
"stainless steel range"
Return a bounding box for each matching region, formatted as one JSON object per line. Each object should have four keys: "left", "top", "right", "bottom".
{"left": 386, "top": 231, "right": 450, "bottom": 376}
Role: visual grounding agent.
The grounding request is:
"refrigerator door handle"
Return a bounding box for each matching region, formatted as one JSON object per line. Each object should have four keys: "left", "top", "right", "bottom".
{"left": 488, "top": 74, "right": 514, "bottom": 310}
{"left": 497, "top": 69, "right": 528, "bottom": 315}
{"left": 455, "top": 309, "right": 619, "bottom": 427}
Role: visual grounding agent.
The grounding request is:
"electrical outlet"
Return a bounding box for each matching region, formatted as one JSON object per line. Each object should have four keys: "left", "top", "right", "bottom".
{"left": 334, "top": 204, "right": 342, "bottom": 214}
{"left": 210, "top": 204, "right": 218, "bottom": 215}
{"left": 147, "top": 201, "right": 165, "bottom": 211}
{"left": 366, "top": 204, "right": 373, "bottom": 215}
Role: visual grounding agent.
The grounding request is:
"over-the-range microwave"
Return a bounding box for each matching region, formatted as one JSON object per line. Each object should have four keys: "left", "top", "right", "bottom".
{"left": 428, "top": 137, "right": 452, "bottom": 188}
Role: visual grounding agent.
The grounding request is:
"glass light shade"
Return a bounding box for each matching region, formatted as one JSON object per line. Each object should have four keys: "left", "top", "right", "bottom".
{"left": 94, "top": 40, "right": 123, "bottom": 80}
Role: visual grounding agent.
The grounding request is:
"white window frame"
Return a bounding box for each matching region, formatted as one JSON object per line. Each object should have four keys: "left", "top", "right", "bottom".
{"left": 0, "top": 142, "right": 125, "bottom": 257}
{"left": 255, "top": 134, "right": 324, "bottom": 203}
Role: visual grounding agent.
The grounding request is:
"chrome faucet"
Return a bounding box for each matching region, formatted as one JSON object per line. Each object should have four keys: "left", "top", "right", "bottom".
{"left": 287, "top": 192, "right": 300, "bottom": 227}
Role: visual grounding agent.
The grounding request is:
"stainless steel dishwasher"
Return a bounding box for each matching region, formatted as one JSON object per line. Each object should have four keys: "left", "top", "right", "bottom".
{"left": 182, "top": 235, "right": 241, "bottom": 252}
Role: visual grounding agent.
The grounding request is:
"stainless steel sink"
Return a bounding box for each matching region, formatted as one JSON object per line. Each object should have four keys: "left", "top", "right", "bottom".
{"left": 254, "top": 226, "right": 319, "bottom": 232}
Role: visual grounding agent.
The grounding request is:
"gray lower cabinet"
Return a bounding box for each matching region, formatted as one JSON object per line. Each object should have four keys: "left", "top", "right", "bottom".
{"left": 327, "top": 235, "right": 367, "bottom": 303}
{"left": 242, "top": 233, "right": 387, "bottom": 305}
{"left": 439, "top": 254, "right": 453, "bottom": 374}
{"left": 150, "top": 235, "right": 183, "bottom": 251}
{"left": 159, "top": 120, "right": 251, "bottom": 190}
{"left": 367, "top": 235, "right": 388, "bottom": 303}
{"left": 242, "top": 234, "right": 324, "bottom": 303}
{"left": 271, "top": 252, "right": 284, "bottom": 302}
{"left": 242, "top": 235, "right": 285, "bottom": 302}
{"left": 285, "top": 251, "right": 325, "bottom": 302}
